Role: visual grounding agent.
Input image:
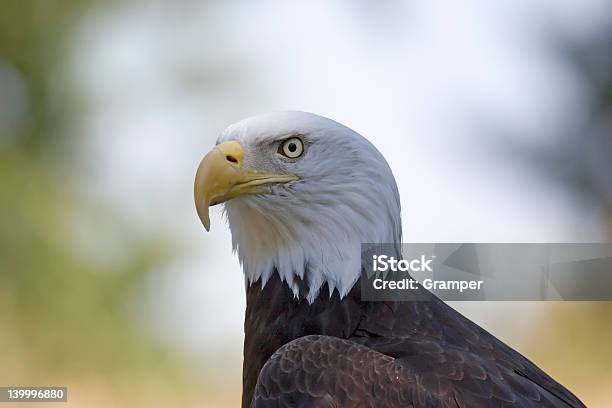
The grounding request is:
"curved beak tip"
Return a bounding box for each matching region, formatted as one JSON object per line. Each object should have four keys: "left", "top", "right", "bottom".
{"left": 202, "top": 215, "right": 211, "bottom": 232}
{"left": 195, "top": 197, "right": 211, "bottom": 232}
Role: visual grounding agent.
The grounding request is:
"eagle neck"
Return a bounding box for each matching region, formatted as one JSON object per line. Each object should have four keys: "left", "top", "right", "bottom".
{"left": 241, "top": 273, "right": 363, "bottom": 407}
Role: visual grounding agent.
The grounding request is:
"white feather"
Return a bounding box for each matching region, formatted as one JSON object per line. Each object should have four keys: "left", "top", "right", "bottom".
{"left": 220, "top": 111, "right": 402, "bottom": 303}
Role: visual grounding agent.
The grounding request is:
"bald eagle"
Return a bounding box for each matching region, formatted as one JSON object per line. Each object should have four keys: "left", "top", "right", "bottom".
{"left": 194, "top": 112, "right": 585, "bottom": 408}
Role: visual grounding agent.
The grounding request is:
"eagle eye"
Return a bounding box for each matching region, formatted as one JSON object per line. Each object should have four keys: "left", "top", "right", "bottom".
{"left": 279, "top": 137, "right": 304, "bottom": 159}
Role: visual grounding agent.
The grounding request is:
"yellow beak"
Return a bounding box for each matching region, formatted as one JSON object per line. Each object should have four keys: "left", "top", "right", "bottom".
{"left": 194, "top": 141, "right": 298, "bottom": 231}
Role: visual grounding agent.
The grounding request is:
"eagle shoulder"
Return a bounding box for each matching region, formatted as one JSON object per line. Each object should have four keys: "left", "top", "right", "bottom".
{"left": 251, "top": 335, "right": 456, "bottom": 407}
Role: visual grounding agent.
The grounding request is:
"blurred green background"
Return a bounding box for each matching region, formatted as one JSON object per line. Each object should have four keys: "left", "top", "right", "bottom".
{"left": 1, "top": 0, "right": 610, "bottom": 406}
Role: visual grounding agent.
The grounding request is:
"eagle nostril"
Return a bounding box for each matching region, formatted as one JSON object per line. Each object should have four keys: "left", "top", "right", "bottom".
{"left": 226, "top": 155, "right": 238, "bottom": 164}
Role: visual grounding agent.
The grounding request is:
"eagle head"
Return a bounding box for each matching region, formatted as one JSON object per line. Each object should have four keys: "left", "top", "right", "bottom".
{"left": 195, "top": 111, "right": 401, "bottom": 302}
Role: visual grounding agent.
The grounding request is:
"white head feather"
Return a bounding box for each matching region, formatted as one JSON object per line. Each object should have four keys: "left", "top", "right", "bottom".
{"left": 218, "top": 111, "right": 402, "bottom": 303}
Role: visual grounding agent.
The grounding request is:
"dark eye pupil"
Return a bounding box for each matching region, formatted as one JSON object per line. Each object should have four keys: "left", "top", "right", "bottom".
{"left": 288, "top": 143, "right": 297, "bottom": 152}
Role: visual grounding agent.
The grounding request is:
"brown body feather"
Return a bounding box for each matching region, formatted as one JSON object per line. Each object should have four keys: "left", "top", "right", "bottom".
{"left": 244, "top": 274, "right": 585, "bottom": 408}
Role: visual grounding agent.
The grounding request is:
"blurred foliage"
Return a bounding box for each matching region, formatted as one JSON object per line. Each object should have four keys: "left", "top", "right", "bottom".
{"left": 529, "top": 302, "right": 612, "bottom": 404}
{"left": 520, "top": 22, "right": 612, "bottom": 407}
{"left": 0, "top": 0, "right": 95, "bottom": 152}
{"left": 0, "top": 150, "right": 178, "bottom": 379}
{"left": 0, "top": 0, "right": 184, "bottom": 389}
{"left": 0, "top": 2, "right": 239, "bottom": 405}
{"left": 555, "top": 29, "right": 612, "bottom": 234}
{"left": 498, "top": 25, "right": 612, "bottom": 236}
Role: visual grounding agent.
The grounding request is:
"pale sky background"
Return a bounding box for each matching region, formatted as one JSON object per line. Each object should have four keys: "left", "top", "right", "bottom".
{"left": 63, "top": 0, "right": 610, "bottom": 382}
